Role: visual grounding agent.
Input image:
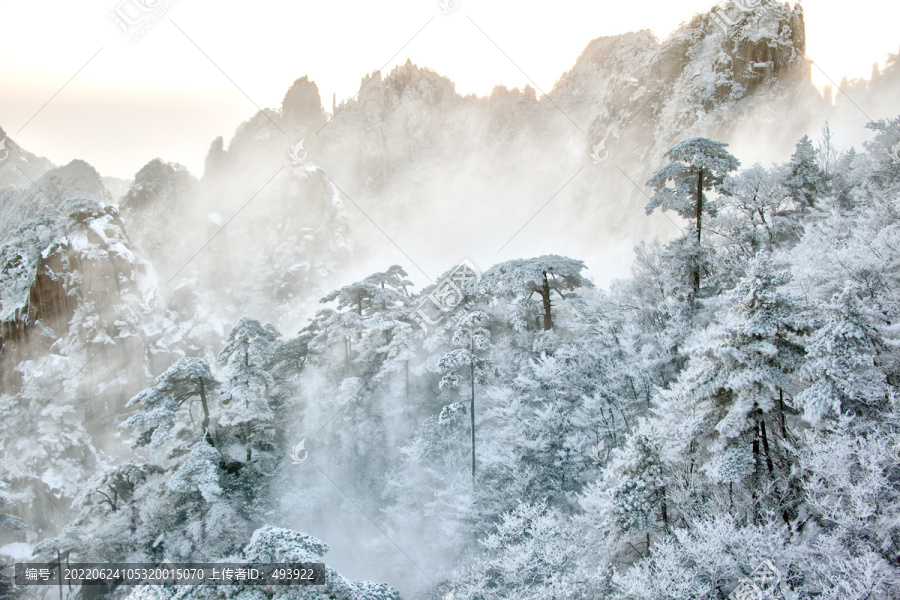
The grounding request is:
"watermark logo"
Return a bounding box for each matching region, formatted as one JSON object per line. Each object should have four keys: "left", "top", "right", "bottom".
{"left": 589, "top": 440, "right": 606, "bottom": 464}
{"left": 438, "top": 0, "right": 459, "bottom": 14}
{"left": 0, "top": 138, "right": 8, "bottom": 163}
{"left": 710, "top": 0, "right": 760, "bottom": 34}
{"left": 0, "top": 439, "right": 7, "bottom": 461}
{"left": 139, "top": 288, "right": 158, "bottom": 313}
{"left": 728, "top": 559, "right": 782, "bottom": 600}
{"left": 590, "top": 138, "right": 609, "bottom": 164}
{"left": 109, "top": 0, "right": 179, "bottom": 42}
{"left": 289, "top": 439, "right": 308, "bottom": 464}
{"left": 289, "top": 139, "right": 307, "bottom": 164}
{"left": 890, "top": 141, "right": 900, "bottom": 165}
{"left": 412, "top": 259, "right": 481, "bottom": 334}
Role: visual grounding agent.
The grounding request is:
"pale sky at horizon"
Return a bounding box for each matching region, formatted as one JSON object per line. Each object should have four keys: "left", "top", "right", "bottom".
{"left": 1, "top": 0, "right": 898, "bottom": 179}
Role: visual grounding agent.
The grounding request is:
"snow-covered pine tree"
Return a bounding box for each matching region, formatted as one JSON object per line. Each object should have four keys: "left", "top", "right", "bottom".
{"left": 654, "top": 255, "right": 809, "bottom": 523}
{"left": 784, "top": 134, "right": 828, "bottom": 209}
{"left": 794, "top": 285, "right": 889, "bottom": 424}
{"left": 33, "top": 461, "right": 163, "bottom": 562}
{"left": 320, "top": 264, "right": 412, "bottom": 318}
{"left": 217, "top": 318, "right": 280, "bottom": 465}
{"left": 645, "top": 137, "right": 740, "bottom": 295}
{"left": 478, "top": 255, "right": 592, "bottom": 330}
{"left": 120, "top": 357, "right": 219, "bottom": 451}
{"left": 580, "top": 418, "right": 667, "bottom": 552}
{"left": 436, "top": 310, "right": 496, "bottom": 480}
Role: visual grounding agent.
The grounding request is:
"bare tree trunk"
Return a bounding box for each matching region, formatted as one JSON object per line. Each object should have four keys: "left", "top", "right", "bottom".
{"left": 405, "top": 359, "right": 409, "bottom": 401}
{"left": 689, "top": 440, "right": 695, "bottom": 476}
{"left": 661, "top": 487, "right": 668, "bottom": 531}
{"left": 760, "top": 416, "right": 774, "bottom": 476}
{"left": 199, "top": 378, "right": 214, "bottom": 447}
{"left": 752, "top": 430, "right": 760, "bottom": 524}
{"left": 694, "top": 170, "right": 703, "bottom": 295}
{"left": 541, "top": 270, "right": 552, "bottom": 330}
{"left": 778, "top": 389, "right": 788, "bottom": 440}
{"left": 470, "top": 334, "right": 476, "bottom": 481}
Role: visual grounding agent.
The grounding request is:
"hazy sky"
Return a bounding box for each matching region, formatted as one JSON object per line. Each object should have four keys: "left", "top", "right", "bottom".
{"left": 1, "top": 0, "right": 897, "bottom": 179}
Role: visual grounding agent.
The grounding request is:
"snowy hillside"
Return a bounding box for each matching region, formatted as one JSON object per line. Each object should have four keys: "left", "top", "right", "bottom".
{"left": 1, "top": 1, "right": 900, "bottom": 599}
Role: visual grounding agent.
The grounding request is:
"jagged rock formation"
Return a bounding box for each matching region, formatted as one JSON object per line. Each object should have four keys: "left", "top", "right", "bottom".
{"left": 0, "top": 126, "right": 56, "bottom": 189}
{"left": 119, "top": 158, "right": 198, "bottom": 259}
{"left": 0, "top": 159, "right": 112, "bottom": 239}
{"left": 184, "top": 1, "right": 828, "bottom": 285}
{"left": 0, "top": 198, "right": 170, "bottom": 419}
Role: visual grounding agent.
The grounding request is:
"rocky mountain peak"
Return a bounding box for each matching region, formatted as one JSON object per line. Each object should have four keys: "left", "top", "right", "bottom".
{"left": 282, "top": 75, "right": 326, "bottom": 134}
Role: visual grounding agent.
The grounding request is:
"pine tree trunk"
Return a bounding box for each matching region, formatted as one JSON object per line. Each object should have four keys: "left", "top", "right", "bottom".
{"left": 778, "top": 389, "right": 788, "bottom": 440}
{"left": 760, "top": 416, "right": 774, "bottom": 476}
{"left": 776, "top": 391, "right": 796, "bottom": 526}
{"left": 752, "top": 431, "right": 760, "bottom": 524}
{"left": 470, "top": 334, "right": 476, "bottom": 481}
{"left": 541, "top": 270, "right": 552, "bottom": 330}
{"left": 696, "top": 170, "right": 703, "bottom": 245}
{"left": 199, "top": 378, "right": 214, "bottom": 447}
{"left": 245, "top": 423, "right": 252, "bottom": 462}
{"left": 753, "top": 417, "right": 761, "bottom": 472}
{"left": 689, "top": 439, "right": 695, "bottom": 476}
{"left": 694, "top": 170, "right": 703, "bottom": 295}
{"left": 661, "top": 487, "right": 668, "bottom": 531}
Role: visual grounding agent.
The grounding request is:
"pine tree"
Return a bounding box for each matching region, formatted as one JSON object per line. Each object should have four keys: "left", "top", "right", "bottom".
{"left": 645, "top": 137, "right": 740, "bottom": 295}
{"left": 320, "top": 265, "right": 411, "bottom": 318}
{"left": 654, "top": 255, "right": 808, "bottom": 511}
{"left": 437, "top": 310, "right": 496, "bottom": 479}
{"left": 794, "top": 286, "right": 888, "bottom": 424}
{"left": 478, "top": 255, "right": 592, "bottom": 330}
{"left": 785, "top": 135, "right": 827, "bottom": 209}
{"left": 217, "top": 318, "right": 280, "bottom": 463}
{"left": 120, "top": 357, "right": 219, "bottom": 450}
{"left": 580, "top": 419, "right": 667, "bottom": 542}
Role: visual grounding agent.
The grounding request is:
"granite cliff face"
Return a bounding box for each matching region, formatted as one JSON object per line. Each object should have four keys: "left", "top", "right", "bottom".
{"left": 0, "top": 199, "right": 153, "bottom": 409}
{"left": 551, "top": 1, "right": 813, "bottom": 189}
{"left": 0, "top": 161, "right": 129, "bottom": 398}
